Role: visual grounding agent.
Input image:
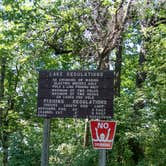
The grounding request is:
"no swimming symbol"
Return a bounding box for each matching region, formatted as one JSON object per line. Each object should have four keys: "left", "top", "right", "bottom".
{"left": 90, "top": 120, "right": 117, "bottom": 149}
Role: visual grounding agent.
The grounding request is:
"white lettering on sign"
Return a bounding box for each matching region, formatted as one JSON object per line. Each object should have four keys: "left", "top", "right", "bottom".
{"left": 97, "top": 122, "right": 109, "bottom": 129}
{"left": 38, "top": 71, "right": 114, "bottom": 118}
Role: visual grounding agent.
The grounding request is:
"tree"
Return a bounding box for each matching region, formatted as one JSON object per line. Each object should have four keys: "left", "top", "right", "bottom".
{"left": 0, "top": 0, "right": 165, "bottom": 165}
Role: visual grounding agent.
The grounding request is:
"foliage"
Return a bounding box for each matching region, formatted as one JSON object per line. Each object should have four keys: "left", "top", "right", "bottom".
{"left": 0, "top": 0, "right": 165, "bottom": 166}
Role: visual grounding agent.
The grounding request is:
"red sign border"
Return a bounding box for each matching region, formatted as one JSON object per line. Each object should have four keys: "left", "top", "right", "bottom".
{"left": 90, "top": 120, "right": 117, "bottom": 150}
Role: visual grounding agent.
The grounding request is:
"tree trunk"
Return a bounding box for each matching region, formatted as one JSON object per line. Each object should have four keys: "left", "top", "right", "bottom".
{"left": 84, "top": 51, "right": 110, "bottom": 147}
{"left": 0, "top": 57, "right": 9, "bottom": 166}
{"left": 0, "top": 57, "right": 6, "bottom": 98}
{"left": 136, "top": 41, "right": 146, "bottom": 88}
{"left": 114, "top": 37, "right": 123, "bottom": 97}
{"left": 2, "top": 131, "right": 9, "bottom": 166}
{"left": 130, "top": 25, "right": 147, "bottom": 165}
{"left": 0, "top": 56, "right": 6, "bottom": 143}
{"left": 0, "top": 57, "right": 6, "bottom": 132}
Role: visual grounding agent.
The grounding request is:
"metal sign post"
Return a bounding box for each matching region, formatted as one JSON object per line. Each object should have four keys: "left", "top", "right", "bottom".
{"left": 41, "top": 118, "right": 51, "bottom": 166}
{"left": 99, "top": 149, "right": 106, "bottom": 166}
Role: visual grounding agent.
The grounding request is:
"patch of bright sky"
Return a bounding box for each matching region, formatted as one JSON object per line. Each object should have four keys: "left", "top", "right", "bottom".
{"left": 0, "top": 0, "right": 4, "bottom": 11}
{"left": 23, "top": 0, "right": 34, "bottom": 6}
{"left": 128, "top": 42, "right": 141, "bottom": 52}
{"left": 83, "top": 29, "right": 92, "bottom": 40}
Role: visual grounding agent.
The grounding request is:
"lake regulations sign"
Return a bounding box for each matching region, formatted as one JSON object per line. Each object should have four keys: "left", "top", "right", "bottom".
{"left": 37, "top": 70, "right": 114, "bottom": 119}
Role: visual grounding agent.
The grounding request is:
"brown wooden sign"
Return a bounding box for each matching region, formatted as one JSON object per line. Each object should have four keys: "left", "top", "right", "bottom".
{"left": 37, "top": 71, "right": 114, "bottom": 119}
